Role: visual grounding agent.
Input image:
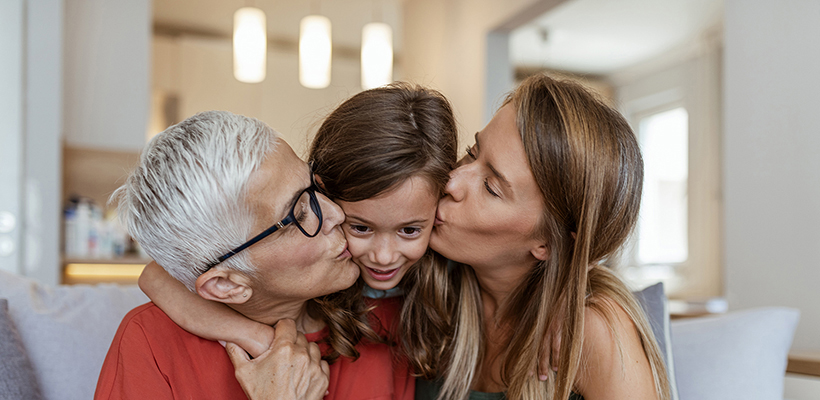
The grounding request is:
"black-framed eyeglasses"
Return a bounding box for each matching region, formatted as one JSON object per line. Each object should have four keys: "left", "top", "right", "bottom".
{"left": 205, "top": 179, "right": 324, "bottom": 270}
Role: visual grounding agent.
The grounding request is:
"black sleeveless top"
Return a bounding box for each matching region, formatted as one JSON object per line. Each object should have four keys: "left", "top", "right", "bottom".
{"left": 415, "top": 379, "right": 584, "bottom": 400}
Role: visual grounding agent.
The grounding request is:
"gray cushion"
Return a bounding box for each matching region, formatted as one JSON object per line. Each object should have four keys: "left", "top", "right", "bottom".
{"left": 671, "top": 307, "right": 799, "bottom": 400}
{"left": 634, "top": 282, "right": 680, "bottom": 400}
{"left": 0, "top": 298, "right": 44, "bottom": 400}
{"left": 0, "top": 270, "right": 149, "bottom": 400}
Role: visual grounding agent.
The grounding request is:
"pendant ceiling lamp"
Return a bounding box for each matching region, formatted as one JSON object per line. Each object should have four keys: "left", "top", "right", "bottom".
{"left": 233, "top": 7, "right": 267, "bottom": 83}
{"left": 299, "top": 14, "right": 332, "bottom": 89}
{"left": 361, "top": 22, "right": 393, "bottom": 90}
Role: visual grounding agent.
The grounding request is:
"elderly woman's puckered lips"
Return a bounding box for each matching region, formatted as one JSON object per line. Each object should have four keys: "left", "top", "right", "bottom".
{"left": 336, "top": 243, "right": 351, "bottom": 260}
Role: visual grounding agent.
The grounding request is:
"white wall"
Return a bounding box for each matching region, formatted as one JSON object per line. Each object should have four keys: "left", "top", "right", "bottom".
{"left": 0, "top": 0, "right": 25, "bottom": 275}
{"left": 724, "top": 0, "right": 820, "bottom": 351}
{"left": 63, "top": 0, "right": 151, "bottom": 152}
{"left": 402, "top": 0, "right": 563, "bottom": 145}
{"left": 152, "top": 35, "right": 371, "bottom": 158}
{"left": 0, "top": 0, "right": 64, "bottom": 284}
{"left": 23, "top": 0, "right": 64, "bottom": 285}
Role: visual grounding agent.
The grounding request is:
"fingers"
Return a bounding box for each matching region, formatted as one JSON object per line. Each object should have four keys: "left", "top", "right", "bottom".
{"left": 225, "top": 342, "right": 250, "bottom": 370}
{"left": 295, "top": 330, "right": 309, "bottom": 348}
{"left": 320, "top": 360, "right": 329, "bottom": 377}
{"left": 308, "top": 342, "right": 321, "bottom": 362}
{"left": 272, "top": 319, "right": 298, "bottom": 345}
{"left": 537, "top": 326, "right": 563, "bottom": 381}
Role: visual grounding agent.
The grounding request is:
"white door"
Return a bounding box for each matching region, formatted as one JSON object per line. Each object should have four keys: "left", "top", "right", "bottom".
{"left": 0, "top": 0, "right": 25, "bottom": 274}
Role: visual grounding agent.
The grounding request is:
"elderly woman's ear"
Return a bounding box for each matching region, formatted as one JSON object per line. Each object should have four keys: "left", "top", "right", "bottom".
{"left": 196, "top": 269, "right": 253, "bottom": 304}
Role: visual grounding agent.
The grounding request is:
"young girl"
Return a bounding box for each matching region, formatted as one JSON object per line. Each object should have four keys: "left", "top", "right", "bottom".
{"left": 138, "top": 82, "right": 457, "bottom": 361}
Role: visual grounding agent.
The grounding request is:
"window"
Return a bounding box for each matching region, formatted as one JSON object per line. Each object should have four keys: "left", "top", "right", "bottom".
{"left": 615, "top": 47, "right": 722, "bottom": 298}
{"left": 637, "top": 107, "right": 689, "bottom": 265}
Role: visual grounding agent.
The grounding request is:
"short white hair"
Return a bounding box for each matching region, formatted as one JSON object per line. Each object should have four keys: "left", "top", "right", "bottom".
{"left": 112, "top": 111, "right": 280, "bottom": 291}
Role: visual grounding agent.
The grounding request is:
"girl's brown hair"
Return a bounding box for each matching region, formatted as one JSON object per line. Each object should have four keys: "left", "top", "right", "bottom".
{"left": 421, "top": 74, "right": 671, "bottom": 399}
{"left": 308, "top": 82, "right": 459, "bottom": 362}
{"left": 309, "top": 82, "right": 458, "bottom": 202}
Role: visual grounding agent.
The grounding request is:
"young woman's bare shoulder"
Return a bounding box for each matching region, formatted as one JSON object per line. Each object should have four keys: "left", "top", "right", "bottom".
{"left": 574, "top": 299, "right": 658, "bottom": 400}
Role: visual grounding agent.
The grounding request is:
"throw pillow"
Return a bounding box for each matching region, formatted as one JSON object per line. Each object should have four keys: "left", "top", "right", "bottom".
{"left": 671, "top": 307, "right": 800, "bottom": 400}
{"left": 0, "top": 298, "right": 44, "bottom": 400}
{"left": 634, "top": 282, "right": 680, "bottom": 400}
{"left": 0, "top": 270, "right": 149, "bottom": 400}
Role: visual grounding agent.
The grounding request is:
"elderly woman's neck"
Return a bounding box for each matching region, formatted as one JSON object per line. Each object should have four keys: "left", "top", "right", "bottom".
{"left": 232, "top": 298, "right": 325, "bottom": 334}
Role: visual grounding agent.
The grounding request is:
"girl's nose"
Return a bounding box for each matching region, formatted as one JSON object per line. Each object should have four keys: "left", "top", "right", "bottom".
{"left": 369, "top": 238, "right": 399, "bottom": 266}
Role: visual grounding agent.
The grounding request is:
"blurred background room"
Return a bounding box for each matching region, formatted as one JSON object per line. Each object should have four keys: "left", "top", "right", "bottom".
{"left": 1, "top": 0, "right": 819, "bottom": 397}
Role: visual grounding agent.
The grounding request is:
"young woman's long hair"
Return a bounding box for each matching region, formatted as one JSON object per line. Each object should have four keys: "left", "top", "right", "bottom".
{"left": 413, "top": 74, "right": 671, "bottom": 399}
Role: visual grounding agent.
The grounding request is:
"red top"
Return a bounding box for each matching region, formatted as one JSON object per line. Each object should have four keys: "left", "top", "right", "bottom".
{"left": 94, "top": 297, "right": 413, "bottom": 400}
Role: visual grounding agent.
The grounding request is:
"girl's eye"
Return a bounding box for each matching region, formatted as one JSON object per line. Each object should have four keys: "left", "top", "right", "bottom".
{"left": 348, "top": 224, "right": 371, "bottom": 234}
{"left": 484, "top": 179, "right": 500, "bottom": 197}
{"left": 399, "top": 227, "right": 422, "bottom": 237}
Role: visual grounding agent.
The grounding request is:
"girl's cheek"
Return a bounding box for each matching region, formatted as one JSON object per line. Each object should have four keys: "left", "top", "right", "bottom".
{"left": 404, "top": 241, "right": 430, "bottom": 265}
{"left": 346, "top": 236, "right": 369, "bottom": 260}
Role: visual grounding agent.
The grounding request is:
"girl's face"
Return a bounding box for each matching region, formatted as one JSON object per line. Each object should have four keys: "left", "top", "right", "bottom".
{"left": 431, "top": 104, "right": 547, "bottom": 270}
{"left": 337, "top": 176, "right": 438, "bottom": 291}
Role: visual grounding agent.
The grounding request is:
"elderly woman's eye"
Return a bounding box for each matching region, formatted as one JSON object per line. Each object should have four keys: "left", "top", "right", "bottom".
{"left": 295, "top": 200, "right": 309, "bottom": 223}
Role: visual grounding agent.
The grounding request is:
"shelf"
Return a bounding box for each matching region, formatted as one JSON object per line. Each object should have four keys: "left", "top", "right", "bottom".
{"left": 61, "top": 257, "right": 152, "bottom": 285}
{"left": 62, "top": 257, "right": 152, "bottom": 265}
{"left": 788, "top": 351, "right": 820, "bottom": 377}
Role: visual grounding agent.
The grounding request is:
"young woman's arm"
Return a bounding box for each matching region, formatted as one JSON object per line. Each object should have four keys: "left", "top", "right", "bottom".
{"left": 138, "top": 262, "right": 274, "bottom": 357}
{"left": 573, "top": 303, "right": 660, "bottom": 400}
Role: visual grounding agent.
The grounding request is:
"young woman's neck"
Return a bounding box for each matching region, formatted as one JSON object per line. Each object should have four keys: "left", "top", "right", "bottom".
{"left": 472, "top": 260, "right": 533, "bottom": 320}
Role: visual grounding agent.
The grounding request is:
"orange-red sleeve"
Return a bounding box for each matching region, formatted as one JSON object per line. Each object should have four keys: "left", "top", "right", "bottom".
{"left": 94, "top": 304, "right": 173, "bottom": 400}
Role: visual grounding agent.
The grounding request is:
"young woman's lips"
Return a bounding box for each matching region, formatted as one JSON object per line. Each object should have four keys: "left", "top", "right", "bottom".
{"left": 364, "top": 266, "right": 401, "bottom": 281}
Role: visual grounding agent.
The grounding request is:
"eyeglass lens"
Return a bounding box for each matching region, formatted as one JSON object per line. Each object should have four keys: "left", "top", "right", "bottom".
{"left": 294, "top": 189, "right": 322, "bottom": 237}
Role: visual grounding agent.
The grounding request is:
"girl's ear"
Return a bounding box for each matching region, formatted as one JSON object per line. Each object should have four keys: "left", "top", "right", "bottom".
{"left": 195, "top": 269, "right": 253, "bottom": 304}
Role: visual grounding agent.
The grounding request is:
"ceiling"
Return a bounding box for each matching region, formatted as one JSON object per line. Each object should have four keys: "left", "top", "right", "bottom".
{"left": 153, "top": 0, "right": 402, "bottom": 51}
{"left": 509, "top": 0, "right": 723, "bottom": 75}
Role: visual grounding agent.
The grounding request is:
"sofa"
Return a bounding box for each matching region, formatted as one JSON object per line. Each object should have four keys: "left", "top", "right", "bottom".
{"left": 0, "top": 269, "right": 800, "bottom": 400}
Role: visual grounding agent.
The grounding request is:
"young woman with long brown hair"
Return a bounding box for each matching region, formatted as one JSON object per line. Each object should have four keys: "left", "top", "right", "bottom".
{"left": 408, "top": 73, "right": 671, "bottom": 399}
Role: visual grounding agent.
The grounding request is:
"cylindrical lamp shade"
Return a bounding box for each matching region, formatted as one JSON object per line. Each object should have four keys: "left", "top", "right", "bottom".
{"left": 299, "top": 15, "right": 332, "bottom": 89}
{"left": 361, "top": 22, "right": 393, "bottom": 90}
{"left": 233, "top": 7, "right": 267, "bottom": 83}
